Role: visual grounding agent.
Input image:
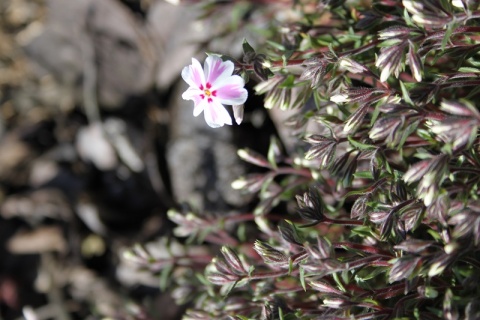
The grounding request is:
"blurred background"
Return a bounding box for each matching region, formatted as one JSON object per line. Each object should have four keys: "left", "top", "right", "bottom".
{"left": 0, "top": 0, "right": 295, "bottom": 318}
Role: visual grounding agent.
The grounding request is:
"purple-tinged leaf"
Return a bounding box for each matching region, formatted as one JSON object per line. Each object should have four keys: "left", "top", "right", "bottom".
{"left": 309, "top": 280, "right": 345, "bottom": 295}
{"left": 428, "top": 253, "right": 454, "bottom": 277}
{"left": 214, "top": 258, "right": 235, "bottom": 276}
{"left": 300, "top": 58, "right": 329, "bottom": 88}
{"left": 317, "top": 236, "right": 333, "bottom": 259}
{"left": 369, "top": 210, "right": 390, "bottom": 223}
{"left": 389, "top": 256, "right": 422, "bottom": 283}
{"left": 296, "top": 188, "right": 325, "bottom": 225}
{"left": 403, "top": 158, "right": 433, "bottom": 184}
{"left": 440, "top": 100, "right": 480, "bottom": 118}
{"left": 207, "top": 272, "right": 238, "bottom": 285}
{"left": 237, "top": 148, "right": 271, "bottom": 168}
{"left": 395, "top": 239, "right": 435, "bottom": 253}
{"left": 443, "top": 289, "right": 459, "bottom": 320}
{"left": 369, "top": 116, "right": 403, "bottom": 141}
{"left": 302, "top": 259, "right": 344, "bottom": 275}
{"left": 344, "top": 103, "right": 370, "bottom": 133}
{"left": 221, "top": 247, "right": 246, "bottom": 275}
{"left": 426, "top": 194, "right": 449, "bottom": 225}
{"left": 408, "top": 40, "right": 423, "bottom": 82}
{"left": 278, "top": 222, "right": 302, "bottom": 246}
{"left": 253, "top": 240, "right": 289, "bottom": 267}
{"left": 380, "top": 213, "right": 395, "bottom": 239}
{"left": 450, "top": 210, "right": 480, "bottom": 245}
{"left": 351, "top": 195, "right": 369, "bottom": 219}
{"left": 231, "top": 174, "right": 267, "bottom": 193}
{"left": 322, "top": 297, "right": 351, "bottom": 309}
{"left": 378, "top": 26, "right": 414, "bottom": 40}
{"left": 339, "top": 57, "right": 370, "bottom": 74}
{"left": 376, "top": 44, "right": 407, "bottom": 82}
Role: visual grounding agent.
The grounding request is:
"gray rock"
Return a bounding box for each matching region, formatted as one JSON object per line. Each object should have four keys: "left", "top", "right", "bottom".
{"left": 23, "top": 0, "right": 156, "bottom": 109}
{"left": 147, "top": 2, "right": 208, "bottom": 90}
{"left": 167, "top": 84, "right": 247, "bottom": 211}
{"left": 147, "top": 1, "right": 256, "bottom": 90}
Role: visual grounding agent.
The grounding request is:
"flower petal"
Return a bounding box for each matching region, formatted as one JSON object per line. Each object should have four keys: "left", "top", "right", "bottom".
{"left": 181, "top": 58, "right": 205, "bottom": 89}
{"left": 204, "top": 100, "right": 232, "bottom": 128}
{"left": 214, "top": 75, "right": 248, "bottom": 106}
{"left": 233, "top": 105, "right": 244, "bottom": 125}
{"left": 204, "top": 56, "right": 235, "bottom": 85}
{"left": 193, "top": 99, "right": 206, "bottom": 117}
{"left": 182, "top": 87, "right": 205, "bottom": 116}
{"left": 182, "top": 86, "right": 202, "bottom": 100}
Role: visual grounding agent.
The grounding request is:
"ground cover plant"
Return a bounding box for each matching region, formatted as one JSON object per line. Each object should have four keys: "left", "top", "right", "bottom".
{"left": 125, "top": 0, "right": 480, "bottom": 318}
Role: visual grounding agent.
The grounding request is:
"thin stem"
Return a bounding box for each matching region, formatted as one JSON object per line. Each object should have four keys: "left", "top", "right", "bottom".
{"left": 324, "top": 217, "right": 364, "bottom": 226}
{"left": 441, "top": 80, "right": 480, "bottom": 89}
{"left": 275, "top": 167, "right": 313, "bottom": 178}
{"left": 223, "top": 213, "right": 293, "bottom": 223}
{"left": 205, "top": 232, "right": 238, "bottom": 247}
{"left": 423, "top": 112, "right": 447, "bottom": 121}
{"left": 450, "top": 166, "right": 480, "bottom": 175}
{"left": 334, "top": 242, "right": 393, "bottom": 257}
{"left": 347, "top": 255, "right": 391, "bottom": 269}
{"left": 249, "top": 269, "right": 291, "bottom": 280}
{"left": 340, "top": 39, "right": 380, "bottom": 57}
{"left": 146, "top": 254, "right": 214, "bottom": 271}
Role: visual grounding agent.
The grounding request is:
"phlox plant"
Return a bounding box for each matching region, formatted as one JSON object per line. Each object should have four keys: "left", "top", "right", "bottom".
{"left": 125, "top": 0, "right": 480, "bottom": 319}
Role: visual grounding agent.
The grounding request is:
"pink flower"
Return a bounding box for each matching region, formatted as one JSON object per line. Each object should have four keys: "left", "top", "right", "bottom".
{"left": 181, "top": 56, "right": 248, "bottom": 128}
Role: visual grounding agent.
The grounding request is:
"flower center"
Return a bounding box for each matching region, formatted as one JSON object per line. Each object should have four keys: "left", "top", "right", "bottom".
{"left": 199, "top": 83, "right": 216, "bottom": 102}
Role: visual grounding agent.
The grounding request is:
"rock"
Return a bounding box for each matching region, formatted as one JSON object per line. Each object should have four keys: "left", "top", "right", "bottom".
{"left": 23, "top": 0, "right": 156, "bottom": 109}
{"left": 147, "top": 1, "right": 253, "bottom": 90}
{"left": 7, "top": 226, "right": 67, "bottom": 254}
{"left": 76, "top": 122, "right": 118, "bottom": 171}
{"left": 167, "top": 84, "right": 247, "bottom": 211}
{"left": 147, "top": 2, "right": 207, "bottom": 90}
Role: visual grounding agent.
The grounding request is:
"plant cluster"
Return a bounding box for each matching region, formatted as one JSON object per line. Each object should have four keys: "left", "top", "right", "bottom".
{"left": 125, "top": 0, "right": 480, "bottom": 318}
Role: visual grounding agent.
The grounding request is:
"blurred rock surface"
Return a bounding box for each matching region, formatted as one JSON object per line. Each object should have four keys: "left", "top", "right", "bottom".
{"left": 167, "top": 84, "right": 247, "bottom": 211}
{"left": 23, "top": 0, "right": 156, "bottom": 109}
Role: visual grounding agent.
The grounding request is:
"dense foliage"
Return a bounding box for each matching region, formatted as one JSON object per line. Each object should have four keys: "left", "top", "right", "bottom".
{"left": 125, "top": 0, "right": 480, "bottom": 319}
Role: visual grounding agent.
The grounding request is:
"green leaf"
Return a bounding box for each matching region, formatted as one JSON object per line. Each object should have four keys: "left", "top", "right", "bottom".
{"left": 403, "top": 8, "right": 415, "bottom": 27}
{"left": 221, "top": 280, "right": 238, "bottom": 297}
{"left": 282, "top": 50, "right": 294, "bottom": 64}
{"left": 237, "top": 223, "right": 247, "bottom": 242}
{"left": 400, "top": 81, "right": 414, "bottom": 105}
{"left": 332, "top": 272, "right": 347, "bottom": 293}
{"left": 195, "top": 272, "right": 210, "bottom": 286}
{"left": 266, "top": 40, "right": 286, "bottom": 51}
{"left": 279, "top": 75, "right": 296, "bottom": 88}
{"left": 299, "top": 266, "right": 307, "bottom": 291}
{"left": 397, "top": 119, "right": 420, "bottom": 149}
{"left": 378, "top": 39, "right": 404, "bottom": 47}
{"left": 441, "top": 23, "right": 456, "bottom": 51}
{"left": 267, "top": 136, "right": 281, "bottom": 169}
{"left": 159, "top": 264, "right": 173, "bottom": 291}
{"left": 348, "top": 136, "right": 377, "bottom": 151}
{"left": 288, "top": 258, "right": 294, "bottom": 275}
{"left": 353, "top": 170, "right": 374, "bottom": 179}
{"left": 458, "top": 67, "right": 480, "bottom": 73}
{"left": 218, "top": 54, "right": 239, "bottom": 64}
{"left": 243, "top": 38, "right": 256, "bottom": 55}
{"left": 248, "top": 265, "right": 255, "bottom": 277}
{"left": 240, "top": 70, "right": 249, "bottom": 84}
